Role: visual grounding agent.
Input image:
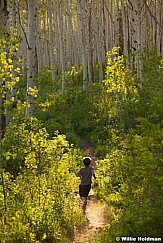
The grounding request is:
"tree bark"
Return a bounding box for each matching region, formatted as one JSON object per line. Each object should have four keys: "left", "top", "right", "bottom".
{"left": 57, "top": 0, "right": 66, "bottom": 95}
{"left": 26, "top": 0, "right": 36, "bottom": 117}
{"left": 78, "top": 0, "right": 88, "bottom": 90}
{"left": 47, "top": 0, "right": 56, "bottom": 85}
{"left": 0, "top": 0, "right": 8, "bottom": 215}
{"left": 5, "top": 0, "right": 18, "bottom": 127}
{"left": 0, "top": 0, "right": 8, "bottom": 142}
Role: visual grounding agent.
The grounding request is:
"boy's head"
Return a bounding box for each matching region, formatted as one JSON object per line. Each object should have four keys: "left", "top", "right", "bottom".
{"left": 83, "top": 157, "right": 91, "bottom": 166}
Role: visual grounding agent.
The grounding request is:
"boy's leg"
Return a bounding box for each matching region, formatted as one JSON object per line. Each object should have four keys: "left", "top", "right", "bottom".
{"left": 79, "top": 184, "right": 91, "bottom": 212}
{"left": 81, "top": 197, "right": 87, "bottom": 212}
{"left": 81, "top": 197, "right": 87, "bottom": 205}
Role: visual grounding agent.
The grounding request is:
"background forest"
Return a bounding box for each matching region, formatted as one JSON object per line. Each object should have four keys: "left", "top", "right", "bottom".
{"left": 0, "top": 0, "right": 163, "bottom": 242}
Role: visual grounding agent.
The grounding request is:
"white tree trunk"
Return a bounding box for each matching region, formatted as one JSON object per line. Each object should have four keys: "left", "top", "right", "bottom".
{"left": 121, "top": 0, "right": 129, "bottom": 59}
{"left": 1, "top": 0, "right": 162, "bottom": 92}
{"left": 57, "top": 0, "right": 65, "bottom": 94}
{"left": 35, "top": 3, "right": 42, "bottom": 83}
{"left": 26, "top": 0, "right": 36, "bottom": 117}
{"left": 131, "top": 0, "right": 143, "bottom": 85}
{"left": 86, "top": 1, "right": 93, "bottom": 84}
{"left": 78, "top": 0, "right": 88, "bottom": 90}
{"left": 6, "top": 0, "right": 18, "bottom": 126}
{"left": 47, "top": 0, "right": 56, "bottom": 85}
{"left": 93, "top": 0, "right": 103, "bottom": 84}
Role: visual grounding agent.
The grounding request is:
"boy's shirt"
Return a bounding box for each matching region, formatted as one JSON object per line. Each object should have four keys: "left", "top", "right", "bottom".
{"left": 76, "top": 166, "right": 95, "bottom": 185}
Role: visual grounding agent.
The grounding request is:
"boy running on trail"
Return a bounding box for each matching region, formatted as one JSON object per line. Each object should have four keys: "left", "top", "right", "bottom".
{"left": 76, "top": 157, "right": 96, "bottom": 212}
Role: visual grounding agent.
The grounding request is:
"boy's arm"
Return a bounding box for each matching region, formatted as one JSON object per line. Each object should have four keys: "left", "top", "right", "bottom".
{"left": 76, "top": 169, "right": 81, "bottom": 177}
{"left": 91, "top": 167, "right": 96, "bottom": 179}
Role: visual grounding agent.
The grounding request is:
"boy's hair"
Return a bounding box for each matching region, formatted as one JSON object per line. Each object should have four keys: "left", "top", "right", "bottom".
{"left": 83, "top": 157, "right": 91, "bottom": 166}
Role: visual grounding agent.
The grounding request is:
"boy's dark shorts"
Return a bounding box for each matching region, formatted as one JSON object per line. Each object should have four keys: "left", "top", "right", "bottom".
{"left": 79, "top": 184, "right": 91, "bottom": 197}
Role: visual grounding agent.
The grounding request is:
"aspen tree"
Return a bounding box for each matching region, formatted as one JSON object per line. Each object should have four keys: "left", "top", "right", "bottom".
{"left": 70, "top": 1, "right": 80, "bottom": 72}
{"left": 156, "top": 0, "right": 162, "bottom": 53}
{"left": 17, "top": 2, "right": 27, "bottom": 81}
{"left": 100, "top": 0, "right": 106, "bottom": 62}
{"left": 109, "top": 0, "right": 114, "bottom": 49}
{"left": 11, "top": 0, "right": 17, "bottom": 31}
{"left": 47, "top": 0, "right": 55, "bottom": 85}
{"left": 5, "top": 0, "right": 18, "bottom": 127}
{"left": 0, "top": 0, "right": 8, "bottom": 214}
{"left": 93, "top": 0, "right": 103, "bottom": 84}
{"left": 76, "top": 3, "right": 83, "bottom": 73}
{"left": 86, "top": 0, "right": 93, "bottom": 84}
{"left": 121, "top": 0, "right": 129, "bottom": 63}
{"left": 65, "top": 0, "right": 72, "bottom": 69}
{"left": 53, "top": 5, "right": 60, "bottom": 73}
{"left": 35, "top": 1, "right": 42, "bottom": 81}
{"left": 63, "top": 0, "right": 68, "bottom": 70}
{"left": 0, "top": 0, "right": 8, "bottom": 141}
{"left": 126, "top": 1, "right": 135, "bottom": 68}
{"left": 105, "top": 0, "right": 113, "bottom": 52}
{"left": 133, "top": 0, "right": 143, "bottom": 84}
{"left": 114, "top": 0, "right": 120, "bottom": 48}
{"left": 40, "top": 11, "right": 50, "bottom": 68}
{"left": 104, "top": 0, "right": 110, "bottom": 53}
{"left": 57, "top": 0, "right": 65, "bottom": 94}
{"left": 26, "top": 0, "right": 36, "bottom": 117}
{"left": 35, "top": 1, "right": 50, "bottom": 76}
{"left": 42, "top": 14, "right": 48, "bottom": 67}
{"left": 140, "top": 2, "right": 146, "bottom": 49}
{"left": 1, "top": 0, "right": 162, "bottom": 92}
{"left": 78, "top": 0, "right": 88, "bottom": 90}
{"left": 68, "top": 0, "right": 79, "bottom": 70}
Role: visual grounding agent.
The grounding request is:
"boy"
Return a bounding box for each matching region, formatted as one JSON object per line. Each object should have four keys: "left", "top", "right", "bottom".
{"left": 76, "top": 157, "right": 96, "bottom": 212}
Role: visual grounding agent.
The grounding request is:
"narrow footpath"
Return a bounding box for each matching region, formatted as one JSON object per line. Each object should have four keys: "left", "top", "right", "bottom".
{"left": 72, "top": 137, "right": 109, "bottom": 243}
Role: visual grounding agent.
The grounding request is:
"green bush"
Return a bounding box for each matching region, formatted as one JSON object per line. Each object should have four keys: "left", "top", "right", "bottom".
{"left": 94, "top": 120, "right": 163, "bottom": 241}
{"left": 0, "top": 118, "right": 84, "bottom": 242}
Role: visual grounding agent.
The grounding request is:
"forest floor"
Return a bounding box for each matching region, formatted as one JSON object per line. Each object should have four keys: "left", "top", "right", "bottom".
{"left": 72, "top": 137, "right": 109, "bottom": 243}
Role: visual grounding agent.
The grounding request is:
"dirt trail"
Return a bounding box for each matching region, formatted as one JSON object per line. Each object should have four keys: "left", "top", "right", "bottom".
{"left": 72, "top": 137, "right": 109, "bottom": 243}
{"left": 77, "top": 137, "right": 98, "bottom": 166}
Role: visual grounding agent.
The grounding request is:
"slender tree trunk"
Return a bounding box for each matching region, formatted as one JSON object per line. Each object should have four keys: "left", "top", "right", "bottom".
{"left": 65, "top": 0, "right": 74, "bottom": 69}
{"left": 47, "top": 0, "right": 56, "bottom": 85}
{"left": 57, "top": 0, "right": 65, "bottom": 94}
{"left": 78, "top": 0, "right": 87, "bottom": 90}
{"left": 26, "top": 0, "right": 36, "bottom": 117}
{"left": 114, "top": 0, "right": 120, "bottom": 48}
{"left": 35, "top": 2, "right": 42, "bottom": 86}
{"left": 5, "top": 0, "right": 18, "bottom": 127}
{"left": 0, "top": 0, "right": 8, "bottom": 141}
{"left": 130, "top": 0, "right": 143, "bottom": 86}
{"left": 121, "top": 0, "right": 129, "bottom": 62}
{"left": 156, "top": 0, "right": 163, "bottom": 54}
{"left": 87, "top": 1, "right": 93, "bottom": 84}
{"left": 93, "top": 0, "right": 103, "bottom": 84}
{"left": 0, "top": 0, "right": 8, "bottom": 215}
{"left": 10, "top": 0, "right": 18, "bottom": 104}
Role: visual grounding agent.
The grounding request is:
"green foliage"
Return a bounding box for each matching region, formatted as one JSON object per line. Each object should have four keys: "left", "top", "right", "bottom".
{"left": 138, "top": 47, "right": 163, "bottom": 122}
{"left": 95, "top": 120, "right": 163, "bottom": 241}
{"left": 92, "top": 48, "right": 163, "bottom": 242}
{"left": 85, "top": 48, "right": 139, "bottom": 156}
{"left": 35, "top": 80, "right": 95, "bottom": 145}
{"left": 0, "top": 29, "right": 21, "bottom": 98}
{"left": 0, "top": 118, "right": 84, "bottom": 242}
{"left": 3, "top": 46, "right": 162, "bottom": 242}
{"left": 2, "top": 115, "right": 43, "bottom": 176}
{"left": 34, "top": 65, "right": 102, "bottom": 145}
